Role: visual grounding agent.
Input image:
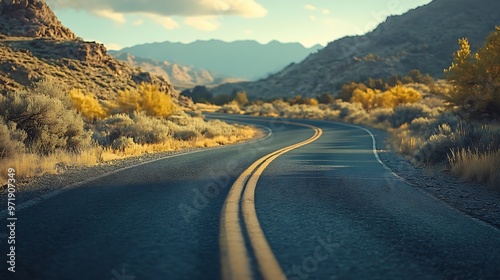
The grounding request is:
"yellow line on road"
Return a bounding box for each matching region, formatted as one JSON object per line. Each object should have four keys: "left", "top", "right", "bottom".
{"left": 220, "top": 122, "right": 323, "bottom": 280}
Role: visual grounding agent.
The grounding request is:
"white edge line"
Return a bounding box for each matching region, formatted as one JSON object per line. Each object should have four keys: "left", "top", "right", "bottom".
{"left": 332, "top": 121, "right": 500, "bottom": 232}
{"left": 333, "top": 122, "right": 404, "bottom": 180}
{"left": 0, "top": 124, "right": 273, "bottom": 216}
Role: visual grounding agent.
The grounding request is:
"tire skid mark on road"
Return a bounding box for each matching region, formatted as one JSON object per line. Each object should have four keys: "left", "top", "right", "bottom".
{"left": 220, "top": 122, "right": 322, "bottom": 280}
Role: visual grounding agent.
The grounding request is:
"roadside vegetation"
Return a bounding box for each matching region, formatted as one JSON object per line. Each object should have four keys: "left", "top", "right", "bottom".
{"left": 0, "top": 81, "right": 255, "bottom": 183}
{"left": 191, "top": 27, "right": 500, "bottom": 187}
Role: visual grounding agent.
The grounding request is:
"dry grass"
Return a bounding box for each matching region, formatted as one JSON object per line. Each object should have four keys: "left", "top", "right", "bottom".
{"left": 448, "top": 148, "right": 500, "bottom": 187}
{"left": 103, "top": 125, "right": 255, "bottom": 160}
{"left": 194, "top": 103, "right": 222, "bottom": 112}
{"left": 0, "top": 124, "right": 256, "bottom": 183}
{"left": 0, "top": 148, "right": 101, "bottom": 182}
{"left": 389, "top": 124, "right": 424, "bottom": 155}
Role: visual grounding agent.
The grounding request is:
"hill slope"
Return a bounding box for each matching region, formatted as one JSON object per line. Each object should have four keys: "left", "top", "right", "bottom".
{"left": 114, "top": 40, "right": 323, "bottom": 80}
{"left": 0, "top": 0, "right": 185, "bottom": 104}
{"left": 212, "top": 0, "right": 500, "bottom": 99}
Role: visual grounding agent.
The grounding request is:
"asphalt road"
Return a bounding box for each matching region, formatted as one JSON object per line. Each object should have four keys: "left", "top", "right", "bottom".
{"left": 1, "top": 114, "right": 499, "bottom": 280}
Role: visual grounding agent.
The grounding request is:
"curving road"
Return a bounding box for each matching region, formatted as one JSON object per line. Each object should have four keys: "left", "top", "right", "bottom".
{"left": 1, "top": 114, "right": 500, "bottom": 279}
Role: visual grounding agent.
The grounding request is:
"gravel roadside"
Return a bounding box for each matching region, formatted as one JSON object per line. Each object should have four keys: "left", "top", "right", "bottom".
{"left": 371, "top": 128, "right": 500, "bottom": 230}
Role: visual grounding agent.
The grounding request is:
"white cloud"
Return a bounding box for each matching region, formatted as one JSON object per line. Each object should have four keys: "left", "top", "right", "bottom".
{"left": 184, "top": 16, "right": 220, "bottom": 31}
{"left": 49, "top": 0, "right": 267, "bottom": 18}
{"left": 322, "top": 9, "right": 330, "bottom": 15}
{"left": 92, "top": 10, "right": 126, "bottom": 24}
{"left": 132, "top": 19, "right": 144, "bottom": 26}
{"left": 309, "top": 15, "right": 317, "bottom": 21}
{"left": 245, "top": 29, "right": 254, "bottom": 35}
{"left": 305, "top": 4, "right": 316, "bottom": 11}
{"left": 145, "top": 14, "right": 179, "bottom": 30}
{"left": 104, "top": 42, "right": 122, "bottom": 50}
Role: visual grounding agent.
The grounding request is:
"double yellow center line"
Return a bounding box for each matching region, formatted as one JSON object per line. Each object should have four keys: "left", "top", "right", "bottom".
{"left": 220, "top": 123, "right": 323, "bottom": 280}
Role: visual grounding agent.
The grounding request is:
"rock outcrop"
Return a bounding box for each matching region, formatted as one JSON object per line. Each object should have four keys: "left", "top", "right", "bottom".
{"left": 0, "top": 0, "right": 76, "bottom": 39}
{"left": 0, "top": 0, "right": 189, "bottom": 106}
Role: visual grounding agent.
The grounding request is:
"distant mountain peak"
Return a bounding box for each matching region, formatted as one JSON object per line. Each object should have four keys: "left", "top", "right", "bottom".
{"left": 117, "top": 39, "right": 323, "bottom": 80}
{"left": 0, "top": 0, "right": 76, "bottom": 40}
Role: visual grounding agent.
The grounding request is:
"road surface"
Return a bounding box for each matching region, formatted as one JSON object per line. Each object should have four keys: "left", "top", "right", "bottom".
{"left": 1, "top": 114, "right": 499, "bottom": 279}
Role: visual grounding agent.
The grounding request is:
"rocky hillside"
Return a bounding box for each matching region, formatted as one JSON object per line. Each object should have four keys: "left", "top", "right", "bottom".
{"left": 0, "top": 0, "right": 186, "bottom": 104}
{"left": 111, "top": 52, "right": 243, "bottom": 90}
{"left": 213, "top": 0, "right": 500, "bottom": 99}
{"left": 115, "top": 40, "right": 323, "bottom": 80}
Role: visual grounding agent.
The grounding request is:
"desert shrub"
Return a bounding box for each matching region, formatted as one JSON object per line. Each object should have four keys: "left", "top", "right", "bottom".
{"left": 382, "top": 85, "right": 422, "bottom": 107}
{"left": 317, "top": 93, "right": 336, "bottom": 104}
{"left": 366, "top": 108, "right": 394, "bottom": 128}
{"left": 174, "top": 130, "right": 200, "bottom": 141}
{"left": 339, "top": 82, "right": 368, "bottom": 101}
{"left": 219, "top": 102, "right": 242, "bottom": 114}
{"left": 350, "top": 85, "right": 422, "bottom": 111}
{"left": 70, "top": 89, "right": 107, "bottom": 121}
{"left": 202, "top": 120, "right": 236, "bottom": 138}
{"left": 330, "top": 101, "right": 366, "bottom": 122}
{"left": 390, "top": 103, "right": 433, "bottom": 128}
{"left": 0, "top": 84, "right": 91, "bottom": 155}
{"left": 31, "top": 78, "right": 72, "bottom": 107}
{"left": 93, "top": 112, "right": 171, "bottom": 146}
{"left": 413, "top": 122, "right": 500, "bottom": 166}
{"left": 0, "top": 118, "right": 26, "bottom": 158}
{"left": 409, "top": 117, "right": 434, "bottom": 132}
{"left": 181, "top": 85, "right": 213, "bottom": 104}
{"left": 113, "top": 83, "right": 175, "bottom": 118}
{"left": 286, "top": 95, "right": 319, "bottom": 106}
{"left": 390, "top": 124, "right": 424, "bottom": 155}
{"left": 350, "top": 88, "right": 378, "bottom": 110}
{"left": 129, "top": 112, "right": 170, "bottom": 144}
{"left": 112, "top": 136, "right": 135, "bottom": 152}
{"left": 93, "top": 114, "right": 135, "bottom": 146}
{"left": 212, "top": 94, "right": 233, "bottom": 106}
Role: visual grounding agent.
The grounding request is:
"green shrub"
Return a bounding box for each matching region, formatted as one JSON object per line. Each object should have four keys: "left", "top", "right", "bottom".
{"left": 390, "top": 103, "right": 433, "bottom": 128}
{"left": 413, "top": 122, "right": 500, "bottom": 166}
{"left": 112, "top": 136, "right": 135, "bottom": 152}
{"left": 0, "top": 82, "right": 91, "bottom": 155}
{"left": 129, "top": 112, "right": 171, "bottom": 144}
{"left": 0, "top": 118, "right": 26, "bottom": 158}
{"left": 174, "top": 130, "right": 200, "bottom": 141}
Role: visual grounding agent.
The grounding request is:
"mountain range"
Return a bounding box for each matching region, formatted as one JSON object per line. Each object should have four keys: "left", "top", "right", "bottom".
{"left": 212, "top": 0, "right": 500, "bottom": 99}
{"left": 110, "top": 52, "right": 245, "bottom": 90}
{"left": 111, "top": 40, "right": 323, "bottom": 81}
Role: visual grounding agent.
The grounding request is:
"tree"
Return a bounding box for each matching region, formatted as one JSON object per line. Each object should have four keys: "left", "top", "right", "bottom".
{"left": 339, "top": 82, "right": 367, "bottom": 101}
{"left": 444, "top": 27, "right": 500, "bottom": 120}
{"left": 317, "top": 93, "right": 335, "bottom": 104}
{"left": 181, "top": 86, "right": 213, "bottom": 104}
{"left": 233, "top": 91, "right": 249, "bottom": 106}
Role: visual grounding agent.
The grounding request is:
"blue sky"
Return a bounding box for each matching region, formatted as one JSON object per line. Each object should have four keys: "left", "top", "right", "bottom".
{"left": 47, "top": 0, "right": 432, "bottom": 50}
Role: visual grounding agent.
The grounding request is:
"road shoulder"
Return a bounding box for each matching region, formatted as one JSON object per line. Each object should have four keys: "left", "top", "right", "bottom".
{"left": 369, "top": 128, "right": 500, "bottom": 229}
